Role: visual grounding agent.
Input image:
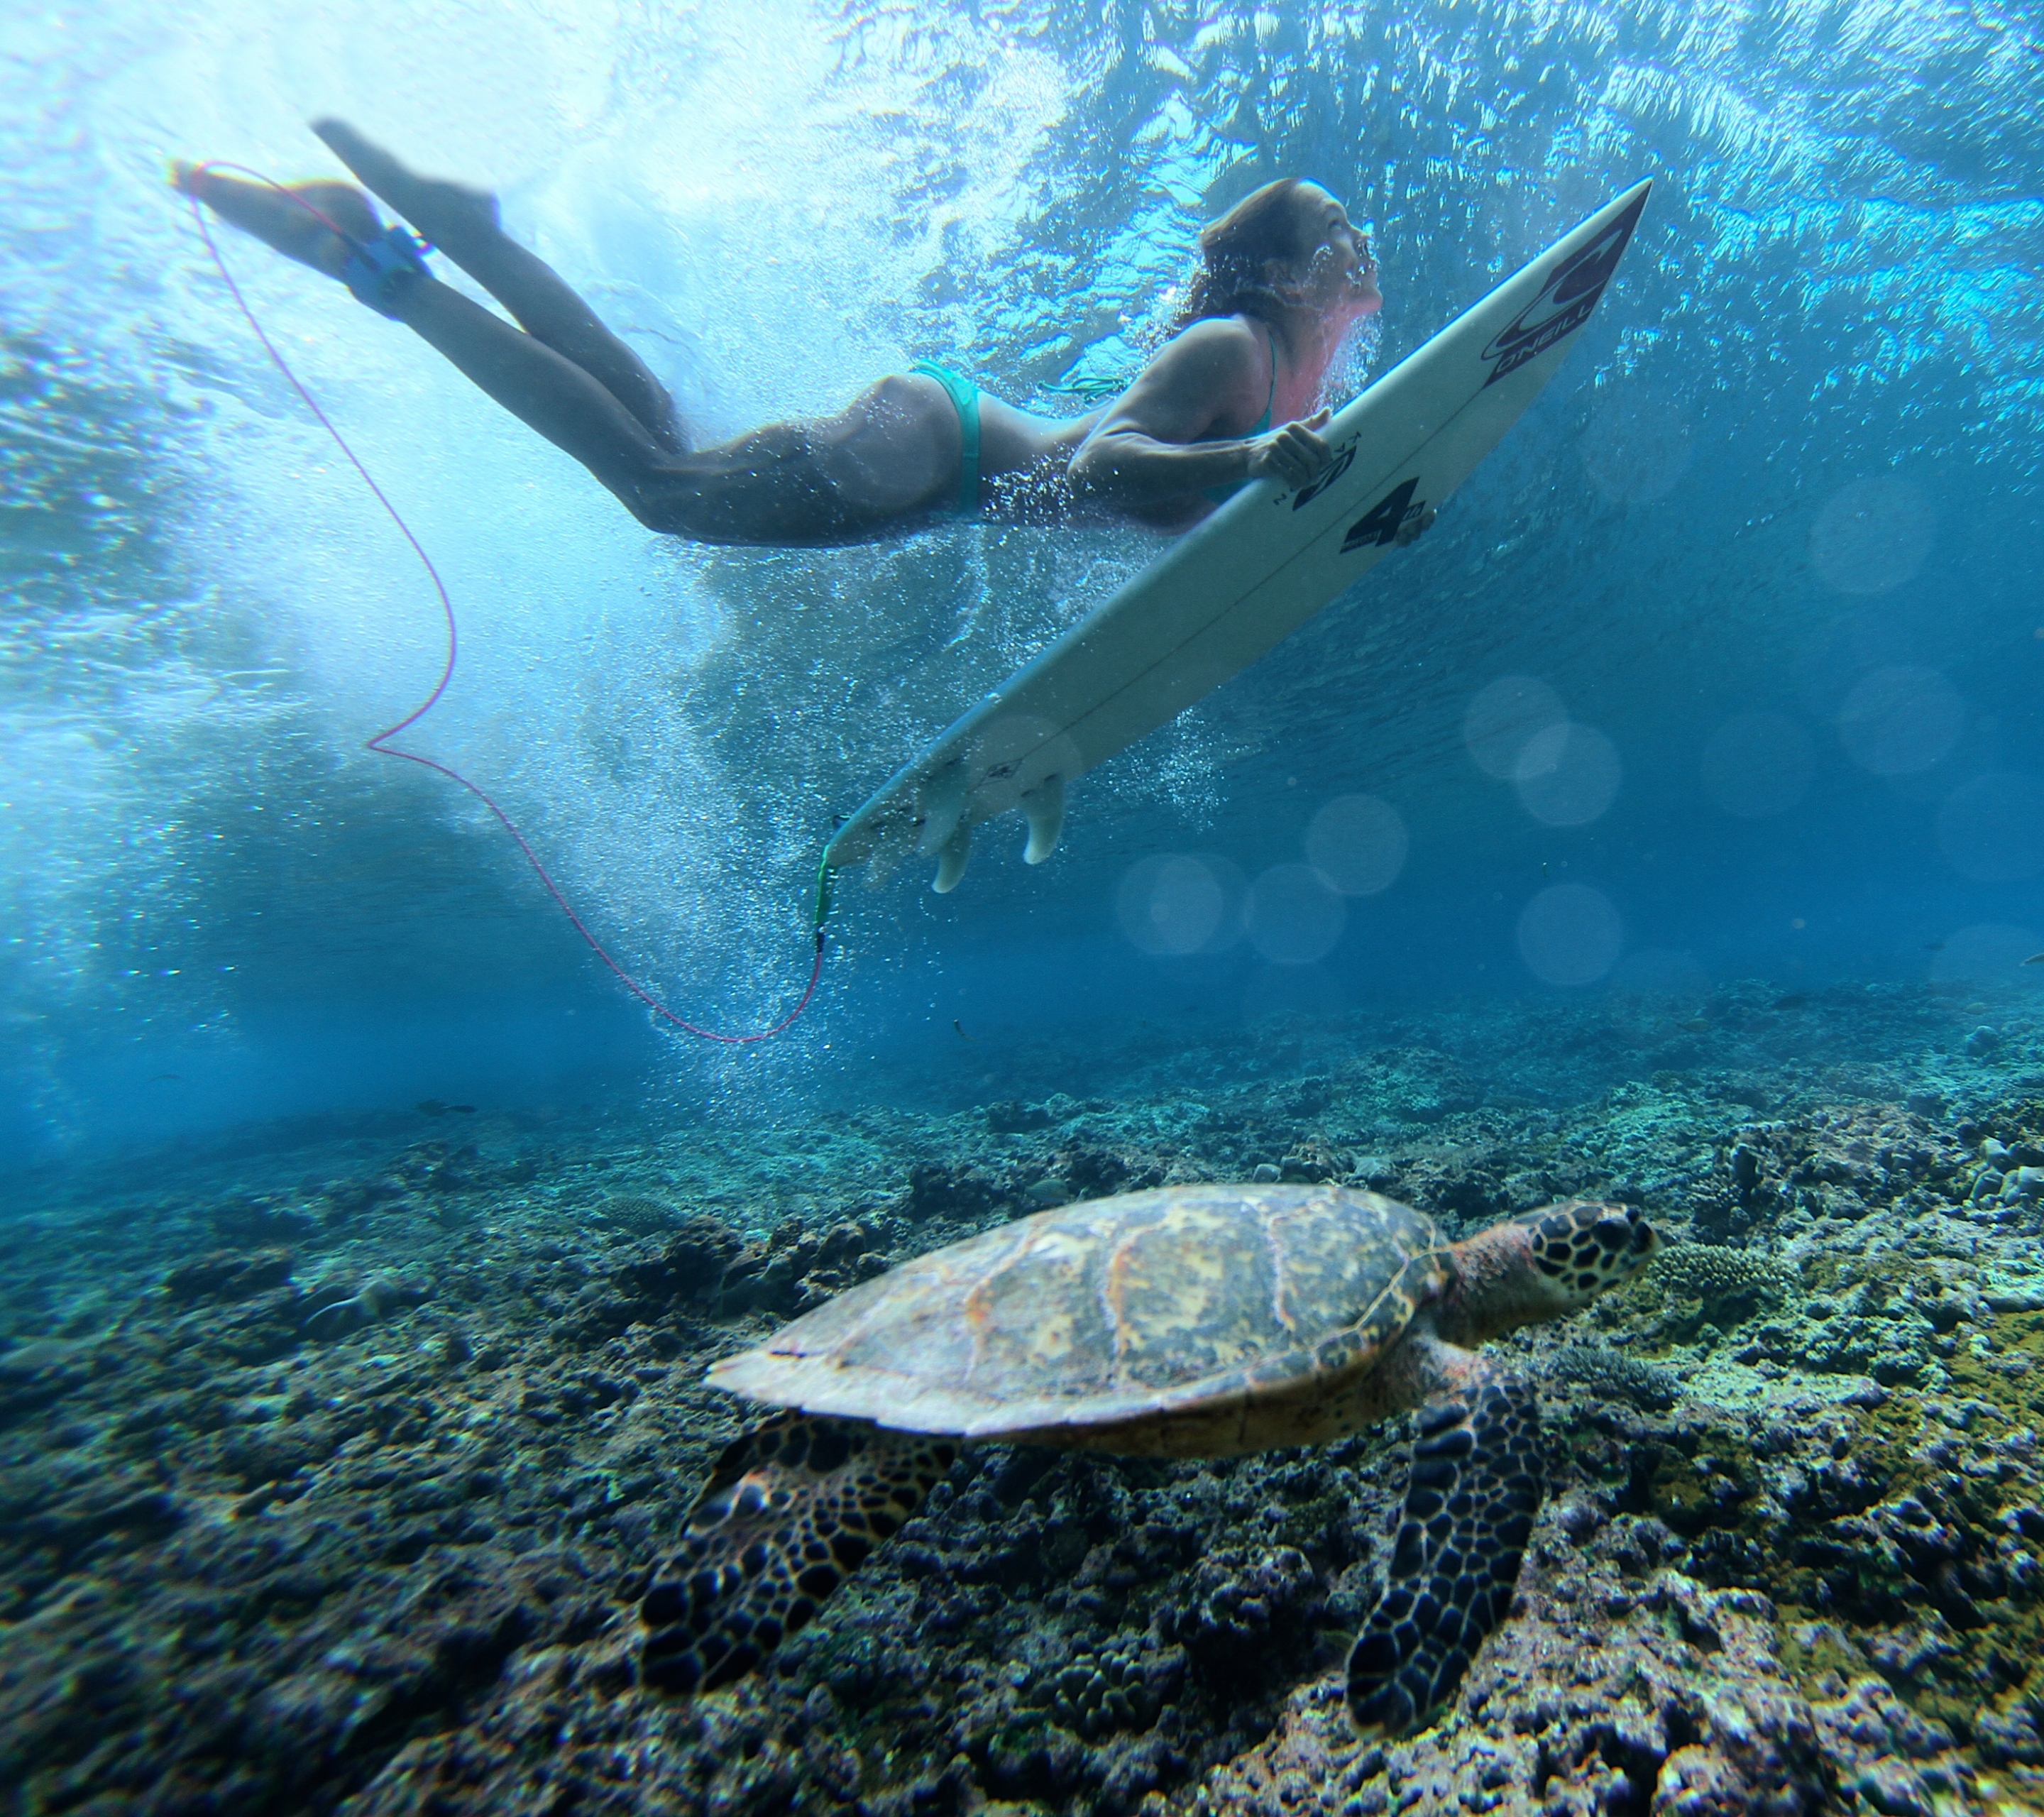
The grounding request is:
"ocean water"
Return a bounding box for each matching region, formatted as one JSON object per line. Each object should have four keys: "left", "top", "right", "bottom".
{"left": 6, "top": 1, "right": 2044, "bottom": 1811}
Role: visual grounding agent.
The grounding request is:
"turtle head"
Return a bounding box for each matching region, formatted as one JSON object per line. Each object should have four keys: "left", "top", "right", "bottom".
{"left": 1517, "top": 1200, "right": 1660, "bottom": 1310}
{"left": 1443, "top": 1200, "right": 1659, "bottom": 1342}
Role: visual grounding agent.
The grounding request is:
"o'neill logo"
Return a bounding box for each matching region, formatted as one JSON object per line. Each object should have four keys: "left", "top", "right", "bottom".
{"left": 1480, "top": 190, "right": 1647, "bottom": 388}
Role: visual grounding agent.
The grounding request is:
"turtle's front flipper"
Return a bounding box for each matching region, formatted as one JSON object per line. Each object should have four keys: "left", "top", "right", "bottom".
{"left": 639, "top": 1412, "right": 956, "bottom": 1694}
{"left": 1347, "top": 1375, "right": 1544, "bottom": 1737}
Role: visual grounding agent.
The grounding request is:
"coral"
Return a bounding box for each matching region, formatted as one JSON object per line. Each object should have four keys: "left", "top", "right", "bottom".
{"left": 9, "top": 982, "right": 2044, "bottom": 1815}
{"left": 1546, "top": 1339, "right": 1681, "bottom": 1410}
{"left": 1031, "top": 1642, "right": 1185, "bottom": 1739}
{"left": 1155, "top": 1544, "right": 1323, "bottom": 1666}
{"left": 596, "top": 1194, "right": 686, "bottom": 1236}
{"left": 1652, "top": 1242, "right": 1796, "bottom": 1306}
{"left": 1182, "top": 1569, "right": 1830, "bottom": 1816}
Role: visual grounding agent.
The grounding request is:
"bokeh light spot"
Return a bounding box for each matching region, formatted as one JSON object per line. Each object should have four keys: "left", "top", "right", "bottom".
{"left": 1836, "top": 666, "right": 1964, "bottom": 776}
{"left": 1463, "top": 676, "right": 1566, "bottom": 779}
{"left": 1513, "top": 723, "right": 1622, "bottom": 826}
{"left": 1246, "top": 864, "right": 1347, "bottom": 965}
{"left": 1809, "top": 476, "right": 1937, "bottom": 594}
{"left": 1581, "top": 388, "right": 1694, "bottom": 505}
{"left": 1517, "top": 884, "right": 1624, "bottom": 987}
{"left": 1116, "top": 854, "right": 1238, "bottom": 955}
{"left": 1305, "top": 794, "right": 1408, "bottom": 896}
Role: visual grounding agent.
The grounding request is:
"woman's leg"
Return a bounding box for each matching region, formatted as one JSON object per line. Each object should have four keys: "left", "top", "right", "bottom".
{"left": 176, "top": 163, "right": 678, "bottom": 498}
{"left": 308, "top": 120, "right": 687, "bottom": 455}
{"left": 176, "top": 163, "right": 962, "bottom": 544}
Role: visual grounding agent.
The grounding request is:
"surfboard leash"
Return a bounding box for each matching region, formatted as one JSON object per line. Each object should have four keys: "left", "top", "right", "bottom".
{"left": 183, "top": 162, "right": 830, "bottom": 1044}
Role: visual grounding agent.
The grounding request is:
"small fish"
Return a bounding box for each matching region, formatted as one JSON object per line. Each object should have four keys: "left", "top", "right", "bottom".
{"left": 1680, "top": 1017, "right": 1713, "bottom": 1033}
{"left": 953, "top": 1019, "right": 974, "bottom": 1041}
{"left": 417, "top": 1099, "right": 448, "bottom": 1116}
{"left": 1923, "top": 942, "right": 1945, "bottom": 952}
{"left": 2026, "top": 953, "right": 2044, "bottom": 966}
{"left": 449, "top": 1104, "right": 476, "bottom": 1114}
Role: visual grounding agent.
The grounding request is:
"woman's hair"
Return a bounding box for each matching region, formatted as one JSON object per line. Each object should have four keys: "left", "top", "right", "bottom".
{"left": 1169, "top": 178, "right": 1313, "bottom": 334}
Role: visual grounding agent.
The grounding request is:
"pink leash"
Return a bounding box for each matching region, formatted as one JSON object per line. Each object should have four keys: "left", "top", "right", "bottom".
{"left": 184, "top": 162, "right": 825, "bottom": 1043}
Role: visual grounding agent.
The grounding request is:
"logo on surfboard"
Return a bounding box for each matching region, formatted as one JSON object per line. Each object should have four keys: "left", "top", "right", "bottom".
{"left": 1480, "top": 190, "right": 1647, "bottom": 388}
{"left": 1341, "top": 478, "right": 1433, "bottom": 553}
{"left": 1291, "top": 444, "right": 1357, "bottom": 510}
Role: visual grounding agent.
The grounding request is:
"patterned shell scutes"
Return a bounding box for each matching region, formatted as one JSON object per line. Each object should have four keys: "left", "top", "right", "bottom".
{"left": 708, "top": 1185, "right": 1451, "bottom": 1437}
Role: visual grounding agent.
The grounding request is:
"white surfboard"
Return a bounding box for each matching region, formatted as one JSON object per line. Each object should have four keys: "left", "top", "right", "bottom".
{"left": 825, "top": 180, "right": 1652, "bottom": 892}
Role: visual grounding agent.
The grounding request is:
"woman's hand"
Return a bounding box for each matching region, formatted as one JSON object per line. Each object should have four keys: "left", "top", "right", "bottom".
{"left": 1244, "top": 410, "right": 1334, "bottom": 486}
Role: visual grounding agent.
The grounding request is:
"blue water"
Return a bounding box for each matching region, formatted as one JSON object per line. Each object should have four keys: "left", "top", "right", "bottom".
{"left": 5, "top": 0, "right": 2042, "bottom": 1173}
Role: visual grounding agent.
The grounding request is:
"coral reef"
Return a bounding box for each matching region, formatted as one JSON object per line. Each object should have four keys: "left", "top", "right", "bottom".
{"left": 3, "top": 978, "right": 2044, "bottom": 1812}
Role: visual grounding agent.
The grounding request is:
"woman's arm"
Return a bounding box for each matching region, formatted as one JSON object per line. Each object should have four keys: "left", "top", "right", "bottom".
{"left": 1066, "top": 317, "right": 1332, "bottom": 507}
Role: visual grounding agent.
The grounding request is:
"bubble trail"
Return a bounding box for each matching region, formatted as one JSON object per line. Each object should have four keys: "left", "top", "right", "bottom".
{"left": 185, "top": 163, "right": 825, "bottom": 1044}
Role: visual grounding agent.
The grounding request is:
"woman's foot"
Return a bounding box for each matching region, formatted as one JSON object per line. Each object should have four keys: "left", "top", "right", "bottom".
{"left": 309, "top": 119, "right": 503, "bottom": 263}
{"left": 172, "top": 163, "right": 380, "bottom": 279}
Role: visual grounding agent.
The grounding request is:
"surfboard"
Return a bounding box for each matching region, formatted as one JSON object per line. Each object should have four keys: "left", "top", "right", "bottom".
{"left": 825, "top": 179, "right": 1652, "bottom": 893}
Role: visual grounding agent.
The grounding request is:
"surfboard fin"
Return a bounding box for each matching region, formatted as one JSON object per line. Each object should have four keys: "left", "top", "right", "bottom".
{"left": 915, "top": 762, "right": 969, "bottom": 857}
{"left": 932, "top": 820, "right": 972, "bottom": 894}
{"left": 1021, "top": 775, "right": 1065, "bottom": 865}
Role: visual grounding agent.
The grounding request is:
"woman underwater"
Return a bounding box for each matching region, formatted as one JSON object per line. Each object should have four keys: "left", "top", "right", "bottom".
{"left": 176, "top": 122, "right": 1381, "bottom": 545}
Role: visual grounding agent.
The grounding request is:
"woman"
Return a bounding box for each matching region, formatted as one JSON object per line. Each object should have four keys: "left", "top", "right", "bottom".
{"left": 175, "top": 123, "right": 1381, "bottom": 545}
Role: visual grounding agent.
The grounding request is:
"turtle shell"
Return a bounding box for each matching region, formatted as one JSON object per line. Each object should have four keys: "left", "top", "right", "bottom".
{"left": 708, "top": 1184, "right": 1451, "bottom": 1447}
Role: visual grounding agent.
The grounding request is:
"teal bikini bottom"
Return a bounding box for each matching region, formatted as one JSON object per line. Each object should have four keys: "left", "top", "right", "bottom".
{"left": 911, "top": 358, "right": 982, "bottom": 515}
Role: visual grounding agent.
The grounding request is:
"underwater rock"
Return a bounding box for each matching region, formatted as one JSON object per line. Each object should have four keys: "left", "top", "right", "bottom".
{"left": 1689, "top": 1102, "right": 1967, "bottom": 1238}
{"left": 1186, "top": 1569, "right": 1827, "bottom": 1816}
{"left": 987, "top": 1099, "right": 1053, "bottom": 1133}
{"left": 906, "top": 1158, "right": 1016, "bottom": 1222}
{"left": 209, "top": 1195, "right": 318, "bottom": 1247}
{"left": 2000, "top": 1166, "right": 2044, "bottom": 1206}
{"left": 1061, "top": 1145, "right": 1151, "bottom": 1198}
{"left": 719, "top": 1217, "right": 891, "bottom": 1316}
{"left": 301, "top": 1274, "right": 427, "bottom": 1340}
{"left": 163, "top": 1246, "right": 296, "bottom": 1303}
{"left": 611, "top": 1211, "right": 745, "bottom": 1302}
{"left": 386, "top": 1139, "right": 479, "bottom": 1195}
{"left": 566, "top": 1214, "right": 744, "bottom": 1341}
{"left": 0, "top": 1336, "right": 93, "bottom": 1380}
{"left": 1968, "top": 1026, "right": 2003, "bottom": 1057}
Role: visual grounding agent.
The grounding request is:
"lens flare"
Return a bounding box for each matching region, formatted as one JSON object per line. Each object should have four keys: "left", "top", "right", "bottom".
{"left": 1305, "top": 794, "right": 1408, "bottom": 896}
{"left": 1836, "top": 666, "right": 1964, "bottom": 776}
{"left": 1246, "top": 864, "right": 1347, "bottom": 965}
{"left": 1809, "top": 476, "right": 1937, "bottom": 595}
{"left": 1517, "top": 884, "right": 1624, "bottom": 987}
{"left": 1463, "top": 676, "right": 1567, "bottom": 780}
{"left": 1514, "top": 723, "right": 1622, "bottom": 827}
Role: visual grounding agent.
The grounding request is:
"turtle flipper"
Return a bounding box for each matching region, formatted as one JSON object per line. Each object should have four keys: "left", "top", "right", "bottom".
{"left": 1346, "top": 1376, "right": 1544, "bottom": 1737}
{"left": 639, "top": 1412, "right": 956, "bottom": 1694}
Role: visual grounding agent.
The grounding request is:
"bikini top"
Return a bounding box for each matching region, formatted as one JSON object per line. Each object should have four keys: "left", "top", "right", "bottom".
{"left": 1199, "top": 321, "right": 1278, "bottom": 503}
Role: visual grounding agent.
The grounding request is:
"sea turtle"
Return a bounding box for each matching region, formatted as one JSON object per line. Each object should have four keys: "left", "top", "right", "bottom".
{"left": 639, "top": 1183, "right": 1657, "bottom": 1734}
